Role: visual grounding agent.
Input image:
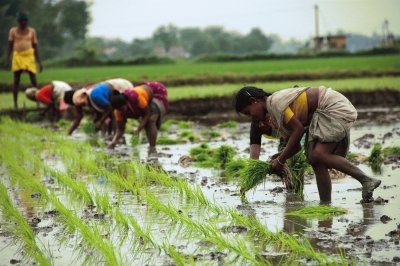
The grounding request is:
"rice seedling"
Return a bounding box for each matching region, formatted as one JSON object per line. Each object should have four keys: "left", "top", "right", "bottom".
{"left": 214, "top": 145, "right": 236, "bottom": 169}
{"left": 0, "top": 181, "right": 51, "bottom": 266}
{"left": 56, "top": 118, "right": 70, "bottom": 128}
{"left": 287, "top": 150, "right": 310, "bottom": 195}
{"left": 189, "top": 143, "right": 214, "bottom": 167}
{"left": 178, "top": 121, "right": 193, "bottom": 129}
{"left": 368, "top": 143, "right": 383, "bottom": 172}
{"left": 238, "top": 159, "right": 271, "bottom": 194}
{"left": 286, "top": 205, "right": 347, "bottom": 220}
{"left": 224, "top": 158, "right": 247, "bottom": 179}
{"left": 217, "top": 121, "right": 238, "bottom": 128}
{"left": 82, "top": 122, "right": 97, "bottom": 135}
{"left": 25, "top": 111, "right": 41, "bottom": 122}
{"left": 178, "top": 130, "right": 199, "bottom": 142}
{"left": 161, "top": 243, "right": 194, "bottom": 266}
{"left": 346, "top": 151, "right": 359, "bottom": 160}
{"left": 157, "top": 136, "right": 179, "bottom": 145}
{"left": 130, "top": 134, "right": 140, "bottom": 147}
{"left": 200, "top": 130, "right": 221, "bottom": 139}
{"left": 382, "top": 146, "right": 400, "bottom": 156}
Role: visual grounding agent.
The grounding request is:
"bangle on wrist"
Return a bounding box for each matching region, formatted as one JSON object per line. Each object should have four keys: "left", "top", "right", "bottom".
{"left": 277, "top": 157, "right": 284, "bottom": 166}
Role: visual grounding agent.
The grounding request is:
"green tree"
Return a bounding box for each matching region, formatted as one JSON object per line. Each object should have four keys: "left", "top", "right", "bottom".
{"left": 153, "top": 24, "right": 179, "bottom": 53}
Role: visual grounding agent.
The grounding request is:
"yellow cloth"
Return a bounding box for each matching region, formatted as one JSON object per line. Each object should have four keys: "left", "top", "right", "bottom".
{"left": 283, "top": 91, "right": 308, "bottom": 124}
{"left": 12, "top": 48, "right": 36, "bottom": 73}
{"left": 8, "top": 27, "right": 37, "bottom": 52}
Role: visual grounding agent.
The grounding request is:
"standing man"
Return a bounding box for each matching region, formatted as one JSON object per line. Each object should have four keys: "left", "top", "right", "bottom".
{"left": 5, "top": 12, "right": 43, "bottom": 109}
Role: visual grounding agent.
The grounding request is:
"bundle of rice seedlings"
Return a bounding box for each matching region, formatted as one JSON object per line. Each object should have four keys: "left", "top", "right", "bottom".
{"left": 157, "top": 136, "right": 179, "bottom": 145}
{"left": 368, "top": 144, "right": 383, "bottom": 172}
{"left": 179, "top": 130, "right": 198, "bottom": 142}
{"left": 25, "top": 111, "right": 41, "bottom": 122}
{"left": 130, "top": 134, "right": 140, "bottom": 147}
{"left": 382, "top": 146, "right": 400, "bottom": 156}
{"left": 82, "top": 123, "right": 96, "bottom": 135}
{"left": 160, "top": 119, "right": 178, "bottom": 132}
{"left": 287, "top": 151, "right": 309, "bottom": 194}
{"left": 238, "top": 159, "right": 293, "bottom": 195}
{"left": 200, "top": 131, "right": 221, "bottom": 139}
{"left": 217, "top": 121, "right": 238, "bottom": 128}
{"left": 287, "top": 205, "right": 347, "bottom": 220}
{"left": 189, "top": 143, "right": 214, "bottom": 167}
{"left": 56, "top": 119, "right": 70, "bottom": 128}
{"left": 239, "top": 159, "right": 271, "bottom": 194}
{"left": 214, "top": 145, "right": 236, "bottom": 169}
{"left": 224, "top": 158, "right": 247, "bottom": 178}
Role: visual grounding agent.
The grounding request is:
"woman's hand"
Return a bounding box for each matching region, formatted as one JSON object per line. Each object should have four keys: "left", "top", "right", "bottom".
{"left": 271, "top": 156, "right": 285, "bottom": 173}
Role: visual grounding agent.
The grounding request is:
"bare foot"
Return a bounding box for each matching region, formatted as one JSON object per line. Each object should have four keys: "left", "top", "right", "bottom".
{"left": 361, "top": 178, "right": 381, "bottom": 203}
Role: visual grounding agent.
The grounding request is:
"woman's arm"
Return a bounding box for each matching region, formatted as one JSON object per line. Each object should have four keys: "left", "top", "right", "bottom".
{"left": 108, "top": 117, "right": 126, "bottom": 149}
{"left": 250, "top": 144, "right": 261, "bottom": 159}
{"left": 136, "top": 106, "right": 150, "bottom": 134}
{"left": 68, "top": 106, "right": 83, "bottom": 135}
{"left": 271, "top": 116, "right": 304, "bottom": 172}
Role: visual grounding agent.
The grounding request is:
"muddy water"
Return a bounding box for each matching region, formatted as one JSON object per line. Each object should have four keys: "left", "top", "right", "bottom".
{"left": 132, "top": 121, "right": 400, "bottom": 264}
{"left": 0, "top": 118, "right": 399, "bottom": 265}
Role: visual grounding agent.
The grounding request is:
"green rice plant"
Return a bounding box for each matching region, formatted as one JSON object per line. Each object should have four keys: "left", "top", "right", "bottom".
{"left": 161, "top": 243, "right": 195, "bottom": 266}
{"left": 200, "top": 131, "right": 221, "bottom": 139}
{"left": 178, "top": 130, "right": 199, "bottom": 142}
{"left": 367, "top": 143, "right": 383, "bottom": 172}
{"left": 382, "top": 146, "right": 400, "bottom": 156}
{"left": 238, "top": 159, "right": 271, "bottom": 194}
{"left": 159, "top": 119, "right": 179, "bottom": 132}
{"left": 0, "top": 181, "right": 51, "bottom": 266}
{"left": 82, "top": 122, "right": 97, "bottom": 135}
{"left": 224, "top": 158, "right": 247, "bottom": 179}
{"left": 178, "top": 121, "right": 193, "bottom": 129}
{"left": 217, "top": 121, "right": 238, "bottom": 128}
{"left": 287, "top": 205, "right": 347, "bottom": 220}
{"left": 346, "top": 151, "right": 358, "bottom": 160}
{"left": 189, "top": 143, "right": 214, "bottom": 167}
{"left": 214, "top": 145, "right": 236, "bottom": 169}
{"left": 25, "top": 111, "right": 41, "bottom": 122}
{"left": 287, "top": 150, "right": 310, "bottom": 195}
{"left": 157, "top": 136, "right": 179, "bottom": 145}
{"left": 130, "top": 134, "right": 140, "bottom": 147}
{"left": 56, "top": 119, "right": 70, "bottom": 128}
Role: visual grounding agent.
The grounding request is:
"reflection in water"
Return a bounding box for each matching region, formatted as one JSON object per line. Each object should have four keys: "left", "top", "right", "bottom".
{"left": 283, "top": 193, "right": 308, "bottom": 234}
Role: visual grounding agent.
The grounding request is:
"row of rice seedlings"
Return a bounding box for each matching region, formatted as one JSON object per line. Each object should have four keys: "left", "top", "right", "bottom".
{"left": 286, "top": 205, "right": 347, "bottom": 220}
{"left": 0, "top": 180, "right": 51, "bottom": 265}
{"left": 0, "top": 137, "right": 122, "bottom": 265}
{"left": 144, "top": 191, "right": 263, "bottom": 265}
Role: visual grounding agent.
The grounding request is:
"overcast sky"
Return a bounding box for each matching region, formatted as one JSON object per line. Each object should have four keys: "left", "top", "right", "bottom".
{"left": 89, "top": 0, "right": 400, "bottom": 41}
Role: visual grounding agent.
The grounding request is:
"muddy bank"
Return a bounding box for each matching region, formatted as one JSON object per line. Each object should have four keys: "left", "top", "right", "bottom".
{"left": 0, "top": 70, "right": 399, "bottom": 92}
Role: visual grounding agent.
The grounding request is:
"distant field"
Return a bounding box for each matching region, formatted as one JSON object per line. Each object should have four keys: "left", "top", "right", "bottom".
{"left": 1, "top": 76, "right": 399, "bottom": 110}
{"left": 0, "top": 54, "right": 399, "bottom": 85}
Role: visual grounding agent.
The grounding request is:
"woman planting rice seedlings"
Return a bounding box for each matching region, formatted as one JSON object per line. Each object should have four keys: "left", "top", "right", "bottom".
{"left": 234, "top": 85, "right": 381, "bottom": 203}
{"left": 25, "top": 80, "right": 72, "bottom": 121}
{"left": 107, "top": 82, "right": 168, "bottom": 157}
{"left": 63, "top": 78, "right": 133, "bottom": 135}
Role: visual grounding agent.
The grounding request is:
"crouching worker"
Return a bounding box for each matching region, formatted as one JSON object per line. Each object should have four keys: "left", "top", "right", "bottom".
{"left": 108, "top": 82, "right": 168, "bottom": 156}
{"left": 63, "top": 78, "right": 133, "bottom": 135}
{"left": 25, "top": 80, "right": 71, "bottom": 121}
{"left": 234, "top": 85, "right": 381, "bottom": 203}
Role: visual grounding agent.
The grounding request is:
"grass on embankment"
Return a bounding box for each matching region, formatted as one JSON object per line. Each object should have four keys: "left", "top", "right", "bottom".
{"left": 0, "top": 54, "right": 399, "bottom": 84}
{"left": 1, "top": 76, "right": 400, "bottom": 110}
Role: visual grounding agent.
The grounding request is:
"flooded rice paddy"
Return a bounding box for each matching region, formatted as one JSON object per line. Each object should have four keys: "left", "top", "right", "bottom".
{"left": 0, "top": 111, "right": 399, "bottom": 265}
